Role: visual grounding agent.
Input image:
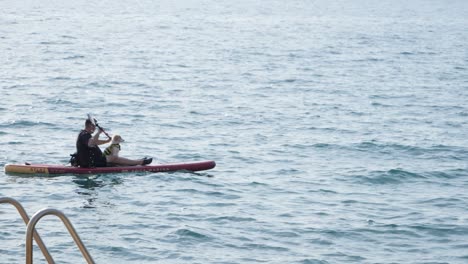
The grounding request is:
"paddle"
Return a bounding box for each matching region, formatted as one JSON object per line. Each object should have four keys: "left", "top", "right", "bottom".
{"left": 87, "top": 114, "right": 112, "bottom": 140}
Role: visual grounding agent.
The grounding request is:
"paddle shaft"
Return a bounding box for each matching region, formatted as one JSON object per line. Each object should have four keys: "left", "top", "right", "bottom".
{"left": 96, "top": 124, "right": 111, "bottom": 140}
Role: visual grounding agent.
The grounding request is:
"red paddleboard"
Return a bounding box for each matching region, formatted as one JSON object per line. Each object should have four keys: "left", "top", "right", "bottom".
{"left": 4, "top": 160, "right": 216, "bottom": 175}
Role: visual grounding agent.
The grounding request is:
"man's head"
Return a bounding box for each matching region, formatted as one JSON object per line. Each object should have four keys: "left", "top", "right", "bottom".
{"left": 85, "top": 119, "right": 96, "bottom": 133}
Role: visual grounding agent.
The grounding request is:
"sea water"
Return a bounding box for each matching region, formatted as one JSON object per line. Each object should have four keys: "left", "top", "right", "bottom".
{"left": 1, "top": 0, "right": 467, "bottom": 263}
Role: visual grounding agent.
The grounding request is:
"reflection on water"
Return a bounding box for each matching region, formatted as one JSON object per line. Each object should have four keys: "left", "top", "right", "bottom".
{"left": 72, "top": 175, "right": 124, "bottom": 208}
{"left": 73, "top": 176, "right": 105, "bottom": 190}
{"left": 73, "top": 175, "right": 124, "bottom": 190}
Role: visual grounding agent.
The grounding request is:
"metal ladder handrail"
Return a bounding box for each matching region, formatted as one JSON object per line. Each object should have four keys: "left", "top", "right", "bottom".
{"left": 26, "top": 208, "right": 95, "bottom": 264}
{"left": 0, "top": 197, "right": 55, "bottom": 263}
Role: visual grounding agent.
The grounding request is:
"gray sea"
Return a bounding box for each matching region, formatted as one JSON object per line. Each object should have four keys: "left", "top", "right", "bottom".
{"left": 1, "top": 0, "right": 468, "bottom": 263}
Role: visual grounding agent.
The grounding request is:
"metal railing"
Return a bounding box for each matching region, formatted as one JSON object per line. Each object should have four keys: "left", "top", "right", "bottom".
{"left": 26, "top": 208, "right": 95, "bottom": 264}
{"left": 0, "top": 197, "right": 54, "bottom": 263}
{"left": 1, "top": 197, "right": 95, "bottom": 264}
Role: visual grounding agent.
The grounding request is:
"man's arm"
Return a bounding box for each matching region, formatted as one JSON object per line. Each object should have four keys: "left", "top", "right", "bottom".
{"left": 88, "top": 129, "right": 111, "bottom": 146}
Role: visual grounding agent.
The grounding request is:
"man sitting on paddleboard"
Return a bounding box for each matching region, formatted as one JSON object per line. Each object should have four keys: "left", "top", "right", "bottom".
{"left": 76, "top": 119, "right": 152, "bottom": 167}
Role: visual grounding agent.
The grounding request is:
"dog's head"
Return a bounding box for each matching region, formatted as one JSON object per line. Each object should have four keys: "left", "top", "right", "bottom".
{"left": 112, "top": 134, "right": 125, "bottom": 144}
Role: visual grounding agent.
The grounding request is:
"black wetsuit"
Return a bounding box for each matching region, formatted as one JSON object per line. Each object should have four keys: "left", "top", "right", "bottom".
{"left": 76, "top": 130, "right": 107, "bottom": 168}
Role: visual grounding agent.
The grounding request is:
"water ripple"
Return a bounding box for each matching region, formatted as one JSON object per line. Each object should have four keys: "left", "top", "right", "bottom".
{"left": 1, "top": 1, "right": 467, "bottom": 263}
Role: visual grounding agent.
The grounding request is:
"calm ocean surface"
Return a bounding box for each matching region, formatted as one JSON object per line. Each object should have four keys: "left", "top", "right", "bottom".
{"left": 1, "top": 0, "right": 468, "bottom": 263}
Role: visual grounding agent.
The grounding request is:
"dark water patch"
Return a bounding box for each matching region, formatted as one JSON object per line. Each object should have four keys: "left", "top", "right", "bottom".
{"left": 312, "top": 143, "right": 338, "bottom": 150}
{"left": 168, "top": 63, "right": 189, "bottom": 68}
{"left": 189, "top": 110, "right": 209, "bottom": 116}
{"left": 231, "top": 155, "right": 263, "bottom": 164}
{"left": 175, "top": 188, "right": 240, "bottom": 199}
{"left": 63, "top": 55, "right": 85, "bottom": 60}
{"left": 85, "top": 81, "right": 112, "bottom": 89}
{"left": 320, "top": 229, "right": 368, "bottom": 240}
{"left": 349, "top": 142, "right": 468, "bottom": 160}
{"left": 270, "top": 78, "right": 297, "bottom": 84}
{"left": 355, "top": 225, "right": 422, "bottom": 238}
{"left": 173, "top": 228, "right": 213, "bottom": 241}
{"left": 370, "top": 101, "right": 392, "bottom": 107}
{"left": 282, "top": 143, "right": 319, "bottom": 150}
{"left": 205, "top": 202, "right": 237, "bottom": 207}
{"left": 425, "top": 169, "right": 467, "bottom": 180}
{"left": 49, "top": 76, "right": 72, "bottom": 81}
{"left": 107, "top": 81, "right": 150, "bottom": 88}
{"left": 149, "top": 101, "right": 182, "bottom": 111}
{"left": 367, "top": 57, "right": 385, "bottom": 62}
{"left": 368, "top": 94, "right": 414, "bottom": 100}
{"left": 352, "top": 169, "right": 426, "bottom": 185}
{"left": 444, "top": 121, "right": 462, "bottom": 128}
{"left": 349, "top": 110, "right": 366, "bottom": 116}
{"left": 428, "top": 105, "right": 465, "bottom": 112}
{"left": 316, "top": 189, "right": 338, "bottom": 194}
{"left": 269, "top": 230, "right": 300, "bottom": 238}
{"left": 322, "top": 252, "right": 366, "bottom": 262}
{"left": 243, "top": 243, "right": 289, "bottom": 252}
{"left": 238, "top": 257, "right": 269, "bottom": 263}
{"left": 300, "top": 259, "right": 330, "bottom": 264}
{"left": 341, "top": 199, "right": 359, "bottom": 205}
{"left": 453, "top": 244, "right": 468, "bottom": 250}
{"left": 276, "top": 168, "right": 302, "bottom": 175}
{"left": 61, "top": 35, "right": 77, "bottom": 39}
{"left": 310, "top": 143, "right": 339, "bottom": 150}
{"left": 39, "top": 41, "right": 73, "bottom": 45}
{"left": 98, "top": 245, "right": 151, "bottom": 261}
{"left": 307, "top": 126, "right": 355, "bottom": 134}
{"left": 278, "top": 213, "right": 295, "bottom": 218}
{"left": 206, "top": 216, "right": 257, "bottom": 223}
{"left": 45, "top": 98, "right": 79, "bottom": 107}
{"left": 0, "top": 120, "right": 58, "bottom": 129}
{"left": 159, "top": 123, "right": 186, "bottom": 129}
{"left": 248, "top": 181, "right": 269, "bottom": 187}
{"left": 178, "top": 120, "right": 202, "bottom": 127}
{"left": 103, "top": 102, "right": 127, "bottom": 107}
{"left": 353, "top": 141, "right": 422, "bottom": 154}
{"left": 428, "top": 144, "right": 468, "bottom": 152}
{"left": 353, "top": 57, "right": 385, "bottom": 63}
{"left": 305, "top": 237, "right": 334, "bottom": 246}
{"left": 408, "top": 224, "right": 468, "bottom": 237}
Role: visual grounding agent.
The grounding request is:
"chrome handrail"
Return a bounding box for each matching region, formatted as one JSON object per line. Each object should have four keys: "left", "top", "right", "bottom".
{"left": 26, "top": 208, "right": 95, "bottom": 264}
{"left": 0, "top": 197, "right": 55, "bottom": 263}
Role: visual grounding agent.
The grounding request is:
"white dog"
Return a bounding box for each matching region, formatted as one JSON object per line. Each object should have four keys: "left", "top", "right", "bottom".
{"left": 103, "top": 134, "right": 124, "bottom": 159}
{"left": 103, "top": 134, "right": 152, "bottom": 166}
